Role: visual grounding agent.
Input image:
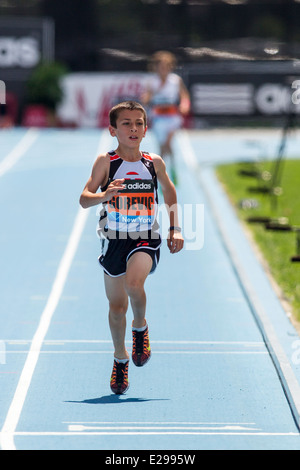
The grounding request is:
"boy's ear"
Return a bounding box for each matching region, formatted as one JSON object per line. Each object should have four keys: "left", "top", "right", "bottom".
{"left": 109, "top": 125, "right": 116, "bottom": 137}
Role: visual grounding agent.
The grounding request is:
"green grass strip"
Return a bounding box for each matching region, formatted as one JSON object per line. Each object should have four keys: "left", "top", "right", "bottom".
{"left": 216, "top": 159, "right": 300, "bottom": 322}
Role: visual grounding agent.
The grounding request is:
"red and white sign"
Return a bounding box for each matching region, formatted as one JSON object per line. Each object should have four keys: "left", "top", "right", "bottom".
{"left": 57, "top": 72, "right": 152, "bottom": 128}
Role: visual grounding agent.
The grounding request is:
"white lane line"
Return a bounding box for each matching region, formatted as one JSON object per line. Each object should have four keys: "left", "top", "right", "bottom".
{"left": 0, "top": 208, "right": 89, "bottom": 451}
{"left": 64, "top": 421, "right": 257, "bottom": 425}
{"left": 3, "top": 340, "right": 265, "bottom": 345}
{"left": 68, "top": 424, "right": 259, "bottom": 432}
{"left": 3, "top": 338, "right": 267, "bottom": 355}
{"left": 12, "top": 431, "right": 300, "bottom": 437}
{"left": 2, "top": 350, "right": 268, "bottom": 355}
{"left": 0, "top": 131, "right": 109, "bottom": 451}
{"left": 0, "top": 128, "right": 39, "bottom": 177}
{"left": 3, "top": 339, "right": 267, "bottom": 355}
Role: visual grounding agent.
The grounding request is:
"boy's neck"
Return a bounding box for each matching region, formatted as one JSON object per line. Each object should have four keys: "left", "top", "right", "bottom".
{"left": 115, "top": 146, "right": 142, "bottom": 162}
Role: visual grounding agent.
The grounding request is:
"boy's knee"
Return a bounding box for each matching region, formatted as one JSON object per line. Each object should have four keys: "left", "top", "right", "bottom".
{"left": 125, "top": 278, "right": 144, "bottom": 298}
{"left": 109, "top": 302, "right": 127, "bottom": 317}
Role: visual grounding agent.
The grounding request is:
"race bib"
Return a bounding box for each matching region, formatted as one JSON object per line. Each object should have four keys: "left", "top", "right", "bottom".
{"left": 107, "top": 179, "right": 156, "bottom": 230}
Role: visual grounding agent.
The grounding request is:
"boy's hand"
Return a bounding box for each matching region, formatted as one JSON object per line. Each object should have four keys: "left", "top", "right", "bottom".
{"left": 167, "top": 230, "right": 184, "bottom": 254}
{"left": 103, "top": 179, "right": 125, "bottom": 202}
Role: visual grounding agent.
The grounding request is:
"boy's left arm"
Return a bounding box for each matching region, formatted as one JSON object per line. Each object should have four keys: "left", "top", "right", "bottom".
{"left": 153, "top": 155, "right": 184, "bottom": 254}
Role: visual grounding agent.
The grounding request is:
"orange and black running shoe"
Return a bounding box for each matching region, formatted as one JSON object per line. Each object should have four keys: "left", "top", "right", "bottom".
{"left": 132, "top": 326, "right": 151, "bottom": 367}
{"left": 110, "top": 359, "right": 129, "bottom": 395}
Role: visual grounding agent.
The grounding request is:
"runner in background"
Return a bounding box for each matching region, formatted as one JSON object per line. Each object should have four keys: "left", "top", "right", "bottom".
{"left": 141, "top": 51, "right": 190, "bottom": 185}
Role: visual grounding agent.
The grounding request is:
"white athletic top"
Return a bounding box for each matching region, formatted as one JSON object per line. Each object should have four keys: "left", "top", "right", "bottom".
{"left": 98, "top": 151, "right": 159, "bottom": 234}
{"left": 148, "top": 73, "right": 181, "bottom": 107}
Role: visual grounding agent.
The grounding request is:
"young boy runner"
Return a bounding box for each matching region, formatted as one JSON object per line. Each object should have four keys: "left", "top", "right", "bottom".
{"left": 80, "top": 101, "right": 184, "bottom": 394}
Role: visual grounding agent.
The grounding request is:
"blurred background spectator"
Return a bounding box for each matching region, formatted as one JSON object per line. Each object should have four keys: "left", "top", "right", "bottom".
{"left": 1, "top": 0, "right": 300, "bottom": 127}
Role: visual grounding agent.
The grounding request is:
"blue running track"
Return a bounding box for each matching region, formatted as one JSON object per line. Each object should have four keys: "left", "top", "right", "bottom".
{"left": 1, "top": 126, "right": 300, "bottom": 450}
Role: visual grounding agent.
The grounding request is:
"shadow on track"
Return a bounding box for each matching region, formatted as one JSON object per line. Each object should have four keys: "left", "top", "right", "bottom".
{"left": 65, "top": 395, "right": 170, "bottom": 405}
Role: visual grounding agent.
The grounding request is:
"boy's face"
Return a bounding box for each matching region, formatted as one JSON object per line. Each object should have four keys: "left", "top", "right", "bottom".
{"left": 109, "top": 109, "right": 147, "bottom": 148}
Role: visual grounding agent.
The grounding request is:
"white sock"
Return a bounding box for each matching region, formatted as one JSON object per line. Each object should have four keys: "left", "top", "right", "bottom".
{"left": 114, "top": 357, "right": 129, "bottom": 364}
{"left": 132, "top": 323, "right": 147, "bottom": 332}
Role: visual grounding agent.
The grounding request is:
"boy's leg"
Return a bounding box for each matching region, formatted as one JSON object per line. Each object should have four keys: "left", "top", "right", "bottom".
{"left": 161, "top": 130, "right": 174, "bottom": 158}
{"left": 161, "top": 131, "right": 177, "bottom": 185}
{"left": 125, "top": 251, "right": 153, "bottom": 367}
{"left": 104, "top": 273, "right": 129, "bottom": 360}
{"left": 125, "top": 251, "right": 153, "bottom": 328}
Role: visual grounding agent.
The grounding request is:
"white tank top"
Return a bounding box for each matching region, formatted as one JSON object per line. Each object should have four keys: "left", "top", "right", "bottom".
{"left": 99, "top": 151, "right": 159, "bottom": 234}
{"left": 149, "top": 73, "right": 181, "bottom": 106}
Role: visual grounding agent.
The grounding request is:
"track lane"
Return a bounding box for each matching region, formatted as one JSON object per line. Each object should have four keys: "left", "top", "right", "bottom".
{"left": 1, "top": 129, "right": 300, "bottom": 450}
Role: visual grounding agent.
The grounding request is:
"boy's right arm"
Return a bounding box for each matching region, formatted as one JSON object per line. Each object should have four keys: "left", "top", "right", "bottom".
{"left": 79, "top": 153, "right": 124, "bottom": 209}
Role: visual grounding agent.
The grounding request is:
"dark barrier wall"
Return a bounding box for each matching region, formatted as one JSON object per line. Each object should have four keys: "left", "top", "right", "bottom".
{"left": 0, "top": 17, "right": 54, "bottom": 104}
{"left": 183, "top": 61, "right": 300, "bottom": 118}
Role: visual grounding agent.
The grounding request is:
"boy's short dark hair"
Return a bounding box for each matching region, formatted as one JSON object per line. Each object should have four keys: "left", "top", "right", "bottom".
{"left": 109, "top": 101, "right": 147, "bottom": 128}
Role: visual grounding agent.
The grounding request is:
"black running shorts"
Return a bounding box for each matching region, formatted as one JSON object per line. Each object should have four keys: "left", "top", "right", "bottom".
{"left": 99, "top": 234, "right": 161, "bottom": 277}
